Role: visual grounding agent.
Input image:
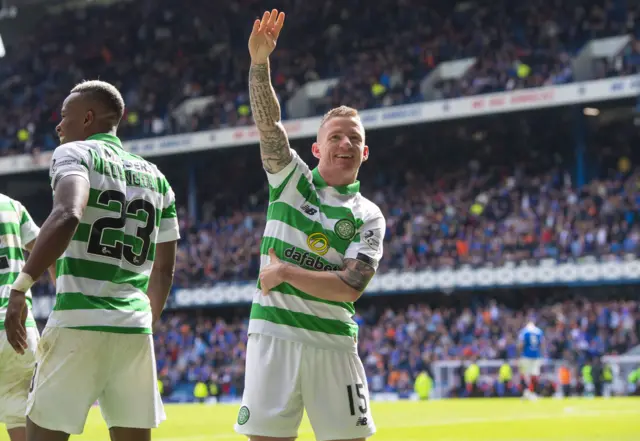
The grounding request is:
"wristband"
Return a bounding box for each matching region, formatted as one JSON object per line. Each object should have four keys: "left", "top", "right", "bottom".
{"left": 11, "top": 272, "right": 35, "bottom": 293}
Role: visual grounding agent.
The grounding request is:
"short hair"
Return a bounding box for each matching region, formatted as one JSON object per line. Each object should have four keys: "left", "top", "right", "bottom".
{"left": 319, "top": 105, "right": 360, "bottom": 127}
{"left": 71, "top": 80, "right": 125, "bottom": 124}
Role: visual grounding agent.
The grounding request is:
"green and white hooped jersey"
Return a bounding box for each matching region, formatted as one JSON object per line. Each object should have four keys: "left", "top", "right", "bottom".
{"left": 250, "top": 150, "right": 386, "bottom": 352}
{"left": 0, "top": 194, "right": 40, "bottom": 330}
{"left": 47, "top": 133, "right": 180, "bottom": 334}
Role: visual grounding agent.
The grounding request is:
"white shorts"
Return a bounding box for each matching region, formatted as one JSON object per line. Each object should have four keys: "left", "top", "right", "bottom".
{"left": 520, "top": 357, "right": 542, "bottom": 377}
{"left": 234, "top": 334, "right": 376, "bottom": 441}
{"left": 27, "top": 327, "right": 165, "bottom": 435}
{"left": 0, "top": 328, "right": 39, "bottom": 429}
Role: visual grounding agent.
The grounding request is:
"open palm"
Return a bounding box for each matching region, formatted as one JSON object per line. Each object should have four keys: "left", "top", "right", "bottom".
{"left": 248, "top": 9, "right": 285, "bottom": 64}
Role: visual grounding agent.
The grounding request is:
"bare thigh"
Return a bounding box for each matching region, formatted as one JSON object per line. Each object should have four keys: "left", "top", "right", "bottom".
{"left": 26, "top": 417, "right": 69, "bottom": 441}
{"left": 109, "top": 427, "right": 151, "bottom": 441}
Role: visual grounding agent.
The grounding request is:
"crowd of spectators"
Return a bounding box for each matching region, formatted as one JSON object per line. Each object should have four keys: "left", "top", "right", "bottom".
{"left": 4, "top": 1, "right": 636, "bottom": 396}
{"left": 152, "top": 296, "right": 640, "bottom": 398}
{"left": 433, "top": 0, "right": 640, "bottom": 99}
{"left": 2, "top": 0, "right": 640, "bottom": 156}
{"left": 168, "top": 116, "right": 640, "bottom": 289}
{"left": 5, "top": 0, "right": 640, "bottom": 407}
{"left": 171, "top": 160, "right": 640, "bottom": 288}
{"left": 25, "top": 115, "right": 640, "bottom": 297}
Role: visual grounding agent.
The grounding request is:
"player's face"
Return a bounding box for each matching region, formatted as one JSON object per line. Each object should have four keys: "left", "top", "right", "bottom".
{"left": 55, "top": 93, "right": 92, "bottom": 144}
{"left": 312, "top": 116, "right": 369, "bottom": 178}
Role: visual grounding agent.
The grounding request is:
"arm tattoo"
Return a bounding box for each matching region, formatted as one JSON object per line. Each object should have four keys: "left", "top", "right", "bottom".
{"left": 337, "top": 258, "right": 376, "bottom": 293}
{"left": 249, "top": 63, "right": 292, "bottom": 174}
{"left": 259, "top": 125, "right": 292, "bottom": 173}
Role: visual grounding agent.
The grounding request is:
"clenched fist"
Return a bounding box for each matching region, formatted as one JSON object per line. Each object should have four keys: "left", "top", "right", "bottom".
{"left": 248, "top": 9, "right": 285, "bottom": 65}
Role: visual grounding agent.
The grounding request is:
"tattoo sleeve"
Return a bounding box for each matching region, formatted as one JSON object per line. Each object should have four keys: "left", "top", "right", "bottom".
{"left": 337, "top": 258, "right": 376, "bottom": 293}
{"left": 249, "top": 62, "right": 292, "bottom": 174}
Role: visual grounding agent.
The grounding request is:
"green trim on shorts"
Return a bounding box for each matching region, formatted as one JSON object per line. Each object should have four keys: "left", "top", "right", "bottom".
{"left": 67, "top": 325, "right": 152, "bottom": 334}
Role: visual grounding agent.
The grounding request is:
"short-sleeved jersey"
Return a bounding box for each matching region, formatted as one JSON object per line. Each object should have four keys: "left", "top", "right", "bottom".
{"left": 47, "top": 133, "right": 180, "bottom": 334}
{"left": 519, "top": 324, "right": 544, "bottom": 359}
{"left": 0, "top": 194, "right": 40, "bottom": 330}
{"left": 249, "top": 150, "right": 386, "bottom": 352}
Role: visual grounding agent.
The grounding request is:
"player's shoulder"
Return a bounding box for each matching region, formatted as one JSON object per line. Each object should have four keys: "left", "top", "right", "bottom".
{"left": 50, "top": 141, "right": 94, "bottom": 174}
{"left": 140, "top": 157, "right": 170, "bottom": 187}
{"left": 0, "top": 192, "right": 20, "bottom": 212}
{"left": 0, "top": 192, "right": 15, "bottom": 204}
{"left": 143, "top": 158, "right": 165, "bottom": 179}
{"left": 286, "top": 149, "right": 310, "bottom": 177}
{"left": 0, "top": 194, "right": 28, "bottom": 223}
{"left": 355, "top": 193, "right": 385, "bottom": 223}
{"left": 132, "top": 157, "right": 173, "bottom": 196}
{"left": 55, "top": 139, "right": 99, "bottom": 155}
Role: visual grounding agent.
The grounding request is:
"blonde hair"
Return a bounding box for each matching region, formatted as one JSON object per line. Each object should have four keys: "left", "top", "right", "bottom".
{"left": 71, "top": 80, "right": 125, "bottom": 126}
{"left": 319, "top": 105, "right": 360, "bottom": 127}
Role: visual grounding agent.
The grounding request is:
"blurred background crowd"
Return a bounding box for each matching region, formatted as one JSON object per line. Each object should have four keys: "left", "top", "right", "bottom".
{"left": 1, "top": 0, "right": 639, "bottom": 403}
{"left": 23, "top": 112, "right": 640, "bottom": 400}
{"left": 151, "top": 294, "right": 639, "bottom": 400}
{"left": 2, "top": 0, "right": 640, "bottom": 154}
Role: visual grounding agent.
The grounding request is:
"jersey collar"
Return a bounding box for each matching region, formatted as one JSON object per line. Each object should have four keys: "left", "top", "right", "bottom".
{"left": 87, "top": 133, "right": 123, "bottom": 149}
{"left": 311, "top": 167, "right": 360, "bottom": 195}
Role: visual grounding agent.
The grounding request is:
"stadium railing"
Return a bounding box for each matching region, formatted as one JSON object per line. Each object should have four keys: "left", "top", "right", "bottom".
{"left": 0, "top": 74, "right": 639, "bottom": 176}
{"left": 28, "top": 256, "right": 640, "bottom": 319}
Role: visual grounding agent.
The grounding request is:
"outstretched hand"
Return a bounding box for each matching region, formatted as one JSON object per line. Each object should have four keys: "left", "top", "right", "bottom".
{"left": 248, "top": 9, "right": 285, "bottom": 65}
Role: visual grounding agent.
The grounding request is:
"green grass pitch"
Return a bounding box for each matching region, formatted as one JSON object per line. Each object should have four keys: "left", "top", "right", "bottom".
{"left": 2, "top": 397, "right": 639, "bottom": 440}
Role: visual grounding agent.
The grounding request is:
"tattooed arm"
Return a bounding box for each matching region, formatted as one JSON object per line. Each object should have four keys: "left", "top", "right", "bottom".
{"left": 249, "top": 62, "right": 293, "bottom": 174}
{"left": 259, "top": 213, "right": 385, "bottom": 302}
{"left": 263, "top": 255, "right": 375, "bottom": 303}
{"left": 336, "top": 258, "right": 376, "bottom": 294}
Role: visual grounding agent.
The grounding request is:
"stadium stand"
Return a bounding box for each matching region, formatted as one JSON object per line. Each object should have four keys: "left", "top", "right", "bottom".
{"left": 152, "top": 294, "right": 639, "bottom": 401}
{"left": 18, "top": 107, "right": 640, "bottom": 401}
{"left": 153, "top": 112, "right": 640, "bottom": 399}
{"left": 166, "top": 119, "right": 640, "bottom": 288}
{"left": 19, "top": 114, "right": 640, "bottom": 294}
{"left": 1, "top": 0, "right": 640, "bottom": 156}
{"left": 1, "top": 0, "right": 640, "bottom": 417}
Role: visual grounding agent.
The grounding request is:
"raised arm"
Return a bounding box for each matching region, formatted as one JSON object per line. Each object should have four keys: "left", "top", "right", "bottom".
{"left": 248, "top": 9, "right": 292, "bottom": 174}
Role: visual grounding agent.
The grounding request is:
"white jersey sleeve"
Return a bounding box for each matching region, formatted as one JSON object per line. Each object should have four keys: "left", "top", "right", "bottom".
{"left": 14, "top": 200, "right": 39, "bottom": 248}
{"left": 264, "top": 150, "right": 311, "bottom": 201}
{"left": 49, "top": 143, "right": 92, "bottom": 191}
{"left": 344, "top": 209, "right": 385, "bottom": 271}
{"left": 157, "top": 182, "right": 180, "bottom": 244}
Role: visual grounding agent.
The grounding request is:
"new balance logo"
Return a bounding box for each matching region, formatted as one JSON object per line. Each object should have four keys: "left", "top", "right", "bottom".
{"left": 356, "top": 417, "right": 368, "bottom": 427}
{"left": 300, "top": 203, "right": 317, "bottom": 216}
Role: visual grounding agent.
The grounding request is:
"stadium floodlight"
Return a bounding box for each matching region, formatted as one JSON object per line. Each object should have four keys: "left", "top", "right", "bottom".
{"left": 583, "top": 107, "right": 600, "bottom": 116}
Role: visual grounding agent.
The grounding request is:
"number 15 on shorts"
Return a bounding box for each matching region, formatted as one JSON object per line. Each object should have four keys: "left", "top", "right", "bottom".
{"left": 346, "top": 383, "right": 368, "bottom": 416}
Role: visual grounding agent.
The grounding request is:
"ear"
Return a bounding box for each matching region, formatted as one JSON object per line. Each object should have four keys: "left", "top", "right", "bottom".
{"left": 84, "top": 109, "right": 95, "bottom": 127}
{"left": 362, "top": 145, "right": 369, "bottom": 162}
{"left": 312, "top": 142, "right": 321, "bottom": 159}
